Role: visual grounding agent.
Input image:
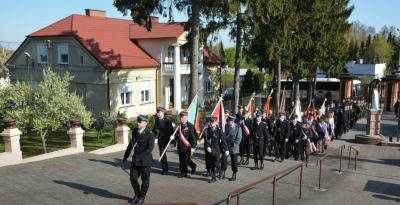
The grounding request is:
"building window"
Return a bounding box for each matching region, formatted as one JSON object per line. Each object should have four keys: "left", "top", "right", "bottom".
{"left": 205, "top": 75, "right": 213, "bottom": 93}
{"left": 140, "top": 81, "right": 151, "bottom": 103}
{"left": 120, "top": 83, "right": 132, "bottom": 106}
{"left": 181, "top": 47, "right": 188, "bottom": 62}
{"left": 37, "top": 43, "right": 48, "bottom": 64}
{"left": 57, "top": 44, "right": 69, "bottom": 64}
{"left": 167, "top": 46, "right": 174, "bottom": 63}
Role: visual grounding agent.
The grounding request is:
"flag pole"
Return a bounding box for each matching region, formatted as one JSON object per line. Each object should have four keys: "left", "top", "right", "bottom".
{"left": 159, "top": 89, "right": 200, "bottom": 161}
{"left": 279, "top": 86, "right": 286, "bottom": 113}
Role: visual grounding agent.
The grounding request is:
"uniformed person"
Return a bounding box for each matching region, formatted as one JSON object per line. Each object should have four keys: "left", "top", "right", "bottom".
{"left": 289, "top": 115, "right": 302, "bottom": 160}
{"left": 251, "top": 112, "right": 269, "bottom": 170}
{"left": 205, "top": 116, "right": 228, "bottom": 183}
{"left": 123, "top": 115, "right": 155, "bottom": 204}
{"left": 300, "top": 121, "right": 312, "bottom": 162}
{"left": 224, "top": 116, "right": 242, "bottom": 181}
{"left": 272, "top": 113, "right": 290, "bottom": 162}
{"left": 170, "top": 111, "right": 197, "bottom": 178}
{"left": 235, "top": 105, "right": 244, "bottom": 124}
{"left": 239, "top": 110, "right": 252, "bottom": 165}
{"left": 199, "top": 115, "right": 212, "bottom": 177}
{"left": 152, "top": 107, "right": 173, "bottom": 175}
{"left": 261, "top": 109, "right": 272, "bottom": 157}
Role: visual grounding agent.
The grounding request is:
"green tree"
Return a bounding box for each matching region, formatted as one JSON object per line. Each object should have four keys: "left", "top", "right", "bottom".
{"left": 253, "top": 71, "right": 265, "bottom": 93}
{"left": 0, "top": 67, "right": 94, "bottom": 153}
{"left": 369, "top": 34, "right": 395, "bottom": 64}
{"left": 241, "top": 69, "right": 254, "bottom": 93}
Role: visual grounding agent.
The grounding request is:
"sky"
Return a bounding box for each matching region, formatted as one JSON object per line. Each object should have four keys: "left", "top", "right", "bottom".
{"left": 0, "top": 0, "right": 399, "bottom": 50}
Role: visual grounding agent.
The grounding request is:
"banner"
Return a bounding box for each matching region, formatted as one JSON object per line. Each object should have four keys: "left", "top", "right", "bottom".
{"left": 187, "top": 96, "right": 200, "bottom": 132}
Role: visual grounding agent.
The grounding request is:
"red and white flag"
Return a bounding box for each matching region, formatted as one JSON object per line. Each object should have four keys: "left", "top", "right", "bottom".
{"left": 207, "top": 96, "right": 225, "bottom": 133}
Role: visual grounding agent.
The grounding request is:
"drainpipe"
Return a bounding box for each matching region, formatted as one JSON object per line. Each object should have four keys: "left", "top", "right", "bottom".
{"left": 106, "top": 70, "right": 111, "bottom": 111}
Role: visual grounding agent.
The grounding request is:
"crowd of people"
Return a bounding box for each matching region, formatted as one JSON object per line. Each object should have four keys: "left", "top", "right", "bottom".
{"left": 121, "top": 98, "right": 366, "bottom": 204}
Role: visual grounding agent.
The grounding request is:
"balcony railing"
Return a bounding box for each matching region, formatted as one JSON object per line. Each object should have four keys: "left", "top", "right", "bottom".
{"left": 163, "top": 63, "right": 191, "bottom": 74}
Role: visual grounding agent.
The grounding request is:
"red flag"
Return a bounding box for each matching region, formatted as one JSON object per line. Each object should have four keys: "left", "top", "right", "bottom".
{"left": 312, "top": 102, "right": 317, "bottom": 119}
{"left": 195, "top": 107, "right": 200, "bottom": 132}
{"left": 306, "top": 103, "right": 311, "bottom": 118}
{"left": 208, "top": 97, "right": 225, "bottom": 133}
{"left": 247, "top": 100, "right": 252, "bottom": 116}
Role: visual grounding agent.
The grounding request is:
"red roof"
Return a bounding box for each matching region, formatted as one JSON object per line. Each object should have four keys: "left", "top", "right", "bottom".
{"left": 130, "top": 22, "right": 186, "bottom": 39}
{"left": 203, "top": 47, "right": 223, "bottom": 64}
{"left": 28, "top": 14, "right": 160, "bottom": 68}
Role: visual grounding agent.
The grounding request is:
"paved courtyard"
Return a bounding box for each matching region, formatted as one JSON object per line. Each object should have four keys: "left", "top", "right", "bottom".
{"left": 1, "top": 111, "right": 400, "bottom": 205}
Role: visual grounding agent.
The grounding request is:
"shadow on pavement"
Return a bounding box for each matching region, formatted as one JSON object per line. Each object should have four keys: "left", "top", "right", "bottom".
{"left": 365, "top": 180, "right": 400, "bottom": 198}
{"left": 53, "top": 180, "right": 131, "bottom": 201}
{"left": 372, "top": 194, "right": 400, "bottom": 202}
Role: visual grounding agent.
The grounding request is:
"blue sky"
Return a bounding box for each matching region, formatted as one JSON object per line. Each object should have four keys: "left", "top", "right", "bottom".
{"left": 0, "top": 0, "right": 399, "bottom": 50}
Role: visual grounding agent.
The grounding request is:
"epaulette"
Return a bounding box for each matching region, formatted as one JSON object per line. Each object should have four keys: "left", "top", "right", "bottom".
{"left": 261, "top": 121, "right": 266, "bottom": 124}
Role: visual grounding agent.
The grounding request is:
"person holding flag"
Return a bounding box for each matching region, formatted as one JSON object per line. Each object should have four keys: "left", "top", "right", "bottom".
{"left": 239, "top": 110, "right": 252, "bottom": 165}
{"left": 273, "top": 113, "right": 290, "bottom": 162}
{"left": 152, "top": 107, "right": 174, "bottom": 175}
{"left": 235, "top": 105, "right": 244, "bottom": 125}
{"left": 300, "top": 121, "right": 312, "bottom": 162}
{"left": 204, "top": 116, "right": 228, "bottom": 183}
{"left": 170, "top": 111, "right": 198, "bottom": 178}
{"left": 251, "top": 112, "right": 270, "bottom": 170}
{"left": 224, "top": 115, "right": 242, "bottom": 181}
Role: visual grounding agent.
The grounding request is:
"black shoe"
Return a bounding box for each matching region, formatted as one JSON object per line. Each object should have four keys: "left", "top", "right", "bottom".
{"left": 280, "top": 158, "right": 284, "bottom": 163}
{"left": 251, "top": 163, "right": 259, "bottom": 170}
{"left": 260, "top": 163, "right": 264, "bottom": 170}
{"left": 159, "top": 170, "right": 164, "bottom": 174}
{"left": 191, "top": 164, "right": 197, "bottom": 175}
{"left": 178, "top": 173, "right": 187, "bottom": 178}
{"left": 161, "top": 171, "right": 168, "bottom": 175}
{"left": 209, "top": 172, "right": 217, "bottom": 183}
{"left": 231, "top": 172, "right": 237, "bottom": 181}
{"left": 239, "top": 158, "right": 244, "bottom": 165}
{"left": 294, "top": 158, "right": 299, "bottom": 161}
{"left": 219, "top": 171, "right": 225, "bottom": 180}
{"left": 204, "top": 171, "right": 210, "bottom": 177}
{"left": 274, "top": 157, "right": 278, "bottom": 162}
{"left": 244, "top": 159, "right": 249, "bottom": 165}
{"left": 129, "top": 196, "right": 137, "bottom": 204}
{"left": 135, "top": 197, "right": 145, "bottom": 204}
{"left": 306, "top": 157, "right": 309, "bottom": 162}
{"left": 277, "top": 158, "right": 282, "bottom": 162}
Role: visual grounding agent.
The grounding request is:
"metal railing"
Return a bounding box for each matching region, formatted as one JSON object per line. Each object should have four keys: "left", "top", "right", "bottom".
{"left": 348, "top": 146, "right": 359, "bottom": 170}
{"left": 226, "top": 161, "right": 308, "bottom": 205}
{"left": 315, "top": 144, "right": 346, "bottom": 190}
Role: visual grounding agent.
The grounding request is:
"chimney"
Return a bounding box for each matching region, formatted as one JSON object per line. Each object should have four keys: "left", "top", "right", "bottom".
{"left": 150, "top": 16, "right": 159, "bottom": 23}
{"left": 85, "top": 9, "right": 106, "bottom": 17}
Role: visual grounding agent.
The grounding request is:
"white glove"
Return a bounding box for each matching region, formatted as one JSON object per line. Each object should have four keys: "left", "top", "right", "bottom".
{"left": 191, "top": 148, "right": 195, "bottom": 153}
{"left": 207, "top": 147, "right": 212, "bottom": 153}
{"left": 170, "top": 143, "right": 174, "bottom": 148}
{"left": 225, "top": 151, "right": 229, "bottom": 156}
{"left": 170, "top": 135, "right": 175, "bottom": 140}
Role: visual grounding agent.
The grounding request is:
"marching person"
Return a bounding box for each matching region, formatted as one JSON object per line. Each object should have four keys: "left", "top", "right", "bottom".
{"left": 395, "top": 99, "right": 399, "bottom": 119}
{"left": 273, "top": 113, "right": 290, "bottom": 162}
{"left": 205, "top": 116, "right": 228, "bottom": 183}
{"left": 251, "top": 112, "right": 269, "bottom": 170}
{"left": 310, "top": 120, "right": 322, "bottom": 154}
{"left": 300, "top": 120, "right": 312, "bottom": 162}
{"left": 335, "top": 108, "right": 344, "bottom": 139}
{"left": 152, "top": 107, "right": 173, "bottom": 175}
{"left": 123, "top": 115, "right": 155, "bottom": 204}
{"left": 289, "top": 115, "right": 302, "bottom": 160}
{"left": 199, "top": 115, "right": 212, "bottom": 177}
{"left": 239, "top": 110, "right": 252, "bottom": 165}
{"left": 224, "top": 109, "right": 230, "bottom": 122}
{"left": 261, "top": 109, "right": 272, "bottom": 157}
{"left": 170, "top": 111, "right": 197, "bottom": 178}
{"left": 319, "top": 116, "right": 328, "bottom": 151}
{"left": 225, "top": 116, "right": 242, "bottom": 181}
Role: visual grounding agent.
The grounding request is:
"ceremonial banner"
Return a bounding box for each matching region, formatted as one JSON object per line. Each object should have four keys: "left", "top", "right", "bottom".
{"left": 187, "top": 96, "right": 200, "bottom": 132}
{"left": 204, "top": 96, "right": 225, "bottom": 133}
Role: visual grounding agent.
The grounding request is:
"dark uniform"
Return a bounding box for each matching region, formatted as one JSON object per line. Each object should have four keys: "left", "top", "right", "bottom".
{"left": 123, "top": 115, "right": 155, "bottom": 204}
{"left": 261, "top": 111, "right": 273, "bottom": 157}
{"left": 204, "top": 120, "right": 228, "bottom": 183}
{"left": 152, "top": 108, "right": 173, "bottom": 175}
{"left": 300, "top": 122, "right": 312, "bottom": 162}
{"left": 239, "top": 115, "right": 252, "bottom": 165}
{"left": 289, "top": 118, "right": 302, "bottom": 160}
{"left": 173, "top": 115, "right": 197, "bottom": 178}
{"left": 349, "top": 105, "right": 354, "bottom": 129}
{"left": 199, "top": 116, "right": 212, "bottom": 177}
{"left": 273, "top": 113, "right": 290, "bottom": 162}
{"left": 335, "top": 109, "right": 344, "bottom": 138}
{"left": 288, "top": 103, "right": 295, "bottom": 115}
{"left": 251, "top": 115, "right": 269, "bottom": 170}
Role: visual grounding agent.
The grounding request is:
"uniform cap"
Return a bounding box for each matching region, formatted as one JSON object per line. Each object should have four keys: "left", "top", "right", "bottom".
{"left": 227, "top": 116, "right": 236, "bottom": 121}
{"left": 225, "top": 109, "right": 230, "bottom": 113}
{"left": 137, "top": 115, "right": 148, "bottom": 122}
{"left": 243, "top": 110, "right": 248, "bottom": 114}
{"left": 238, "top": 105, "right": 243, "bottom": 108}
{"left": 261, "top": 109, "right": 267, "bottom": 113}
{"left": 291, "top": 115, "right": 298, "bottom": 119}
{"left": 278, "top": 113, "right": 285, "bottom": 117}
{"left": 210, "top": 116, "right": 218, "bottom": 122}
{"left": 179, "top": 111, "right": 188, "bottom": 116}
{"left": 156, "top": 107, "right": 165, "bottom": 112}
{"left": 256, "top": 112, "right": 262, "bottom": 117}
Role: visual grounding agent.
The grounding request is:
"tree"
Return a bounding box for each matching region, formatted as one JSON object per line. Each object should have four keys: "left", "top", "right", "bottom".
{"left": 114, "top": 0, "right": 200, "bottom": 103}
{"left": 252, "top": 71, "right": 265, "bottom": 93}
{"left": 369, "top": 34, "right": 395, "bottom": 64}
{"left": 221, "top": 67, "right": 234, "bottom": 92}
{"left": 241, "top": 69, "right": 254, "bottom": 93}
{"left": 0, "top": 67, "right": 94, "bottom": 153}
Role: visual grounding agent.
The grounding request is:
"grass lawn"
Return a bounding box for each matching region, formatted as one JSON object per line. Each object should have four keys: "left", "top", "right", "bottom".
{"left": 0, "top": 127, "right": 118, "bottom": 158}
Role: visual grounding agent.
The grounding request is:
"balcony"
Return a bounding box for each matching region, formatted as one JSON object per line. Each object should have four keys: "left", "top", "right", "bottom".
{"left": 162, "top": 63, "right": 190, "bottom": 75}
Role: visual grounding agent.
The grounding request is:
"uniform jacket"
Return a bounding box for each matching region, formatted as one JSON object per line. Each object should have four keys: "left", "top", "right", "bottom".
{"left": 174, "top": 121, "right": 197, "bottom": 152}
{"left": 302, "top": 127, "right": 312, "bottom": 140}
{"left": 262, "top": 116, "right": 272, "bottom": 135}
{"left": 123, "top": 127, "right": 155, "bottom": 167}
{"left": 273, "top": 119, "right": 290, "bottom": 141}
{"left": 235, "top": 112, "right": 244, "bottom": 124}
{"left": 204, "top": 126, "right": 228, "bottom": 156}
{"left": 251, "top": 121, "right": 270, "bottom": 146}
{"left": 224, "top": 123, "right": 242, "bottom": 154}
{"left": 241, "top": 117, "right": 252, "bottom": 141}
{"left": 336, "top": 110, "right": 344, "bottom": 127}
{"left": 289, "top": 122, "right": 302, "bottom": 142}
{"left": 152, "top": 116, "right": 173, "bottom": 147}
